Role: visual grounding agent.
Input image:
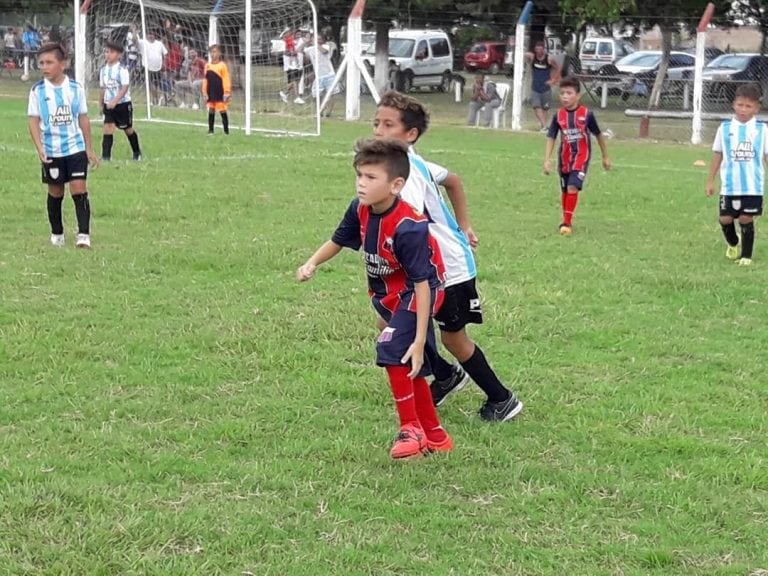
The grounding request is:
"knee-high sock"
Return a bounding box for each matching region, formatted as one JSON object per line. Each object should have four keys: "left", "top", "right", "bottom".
{"left": 72, "top": 193, "right": 90, "bottom": 234}
{"left": 221, "top": 112, "right": 229, "bottom": 134}
{"left": 385, "top": 365, "right": 418, "bottom": 428}
{"left": 127, "top": 131, "right": 141, "bottom": 155}
{"left": 208, "top": 110, "right": 215, "bottom": 132}
{"left": 460, "top": 345, "right": 511, "bottom": 403}
{"left": 101, "top": 134, "right": 113, "bottom": 159}
{"left": 412, "top": 376, "right": 447, "bottom": 443}
{"left": 721, "top": 222, "right": 739, "bottom": 246}
{"left": 741, "top": 222, "right": 755, "bottom": 259}
{"left": 562, "top": 192, "right": 579, "bottom": 226}
{"left": 47, "top": 195, "right": 64, "bottom": 235}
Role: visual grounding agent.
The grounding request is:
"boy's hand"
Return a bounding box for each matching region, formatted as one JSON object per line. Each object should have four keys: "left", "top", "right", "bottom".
{"left": 37, "top": 149, "right": 51, "bottom": 164}
{"left": 543, "top": 159, "right": 552, "bottom": 175}
{"left": 706, "top": 181, "right": 715, "bottom": 197}
{"left": 602, "top": 156, "right": 612, "bottom": 171}
{"left": 87, "top": 150, "right": 100, "bottom": 168}
{"left": 401, "top": 342, "right": 424, "bottom": 379}
{"left": 464, "top": 227, "right": 479, "bottom": 249}
{"left": 297, "top": 262, "right": 316, "bottom": 282}
{"left": 224, "top": 94, "right": 231, "bottom": 103}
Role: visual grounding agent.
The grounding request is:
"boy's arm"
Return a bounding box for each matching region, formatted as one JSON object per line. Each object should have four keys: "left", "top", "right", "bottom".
{"left": 543, "top": 137, "right": 556, "bottom": 174}
{"left": 548, "top": 56, "right": 562, "bottom": 85}
{"left": 596, "top": 133, "right": 611, "bottom": 170}
{"left": 442, "top": 172, "right": 478, "bottom": 248}
{"left": 27, "top": 116, "right": 49, "bottom": 164}
{"left": 107, "top": 85, "right": 129, "bottom": 109}
{"left": 400, "top": 279, "right": 430, "bottom": 378}
{"left": 297, "top": 240, "right": 343, "bottom": 281}
{"left": 222, "top": 64, "right": 232, "bottom": 101}
{"left": 706, "top": 152, "right": 723, "bottom": 197}
{"left": 78, "top": 114, "right": 100, "bottom": 167}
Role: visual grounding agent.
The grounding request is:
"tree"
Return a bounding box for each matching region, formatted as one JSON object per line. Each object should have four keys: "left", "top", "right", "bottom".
{"left": 731, "top": 0, "right": 768, "bottom": 54}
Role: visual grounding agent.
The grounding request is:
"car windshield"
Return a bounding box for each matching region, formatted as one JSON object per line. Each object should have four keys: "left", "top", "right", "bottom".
{"left": 706, "top": 54, "right": 750, "bottom": 71}
{"left": 617, "top": 52, "right": 660, "bottom": 68}
{"left": 582, "top": 41, "right": 596, "bottom": 55}
{"left": 366, "top": 38, "right": 415, "bottom": 58}
{"left": 469, "top": 43, "right": 488, "bottom": 53}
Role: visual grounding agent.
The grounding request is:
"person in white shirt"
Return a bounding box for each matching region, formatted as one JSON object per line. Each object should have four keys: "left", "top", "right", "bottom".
{"left": 301, "top": 33, "right": 339, "bottom": 117}
{"left": 99, "top": 40, "right": 142, "bottom": 161}
{"left": 138, "top": 30, "right": 167, "bottom": 105}
{"left": 279, "top": 28, "right": 305, "bottom": 105}
{"left": 27, "top": 43, "right": 98, "bottom": 249}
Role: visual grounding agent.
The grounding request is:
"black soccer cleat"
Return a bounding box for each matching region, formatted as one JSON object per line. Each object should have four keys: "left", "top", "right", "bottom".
{"left": 430, "top": 364, "right": 470, "bottom": 407}
{"left": 479, "top": 393, "right": 523, "bottom": 423}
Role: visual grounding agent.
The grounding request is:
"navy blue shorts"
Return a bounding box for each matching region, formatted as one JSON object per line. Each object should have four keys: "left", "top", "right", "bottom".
{"left": 720, "top": 195, "right": 764, "bottom": 218}
{"left": 41, "top": 151, "right": 88, "bottom": 185}
{"left": 373, "top": 288, "right": 442, "bottom": 378}
{"left": 560, "top": 171, "right": 587, "bottom": 192}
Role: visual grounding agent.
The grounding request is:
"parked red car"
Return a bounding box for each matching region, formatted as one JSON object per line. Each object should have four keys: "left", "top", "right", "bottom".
{"left": 463, "top": 41, "right": 506, "bottom": 74}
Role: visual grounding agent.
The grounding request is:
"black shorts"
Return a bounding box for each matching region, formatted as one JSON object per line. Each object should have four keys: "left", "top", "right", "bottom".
{"left": 148, "top": 70, "right": 163, "bottom": 88}
{"left": 103, "top": 101, "right": 133, "bottom": 129}
{"left": 720, "top": 195, "right": 763, "bottom": 218}
{"left": 560, "top": 171, "right": 587, "bottom": 192}
{"left": 286, "top": 69, "right": 302, "bottom": 83}
{"left": 435, "top": 278, "right": 483, "bottom": 332}
{"left": 41, "top": 151, "right": 88, "bottom": 185}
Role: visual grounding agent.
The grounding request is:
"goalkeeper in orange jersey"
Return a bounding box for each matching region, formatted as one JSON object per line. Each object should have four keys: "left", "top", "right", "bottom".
{"left": 202, "top": 44, "right": 231, "bottom": 135}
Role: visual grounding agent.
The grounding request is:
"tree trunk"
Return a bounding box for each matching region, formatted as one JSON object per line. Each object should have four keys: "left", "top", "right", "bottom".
{"left": 648, "top": 25, "right": 672, "bottom": 109}
{"left": 374, "top": 20, "right": 390, "bottom": 94}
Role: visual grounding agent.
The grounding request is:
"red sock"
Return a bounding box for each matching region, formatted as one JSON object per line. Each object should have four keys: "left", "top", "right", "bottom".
{"left": 412, "top": 376, "right": 448, "bottom": 443}
{"left": 385, "top": 365, "right": 419, "bottom": 428}
{"left": 562, "top": 192, "right": 579, "bottom": 226}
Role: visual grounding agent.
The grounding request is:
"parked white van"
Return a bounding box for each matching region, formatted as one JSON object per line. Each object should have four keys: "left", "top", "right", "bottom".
{"left": 362, "top": 29, "right": 453, "bottom": 92}
{"left": 579, "top": 37, "right": 634, "bottom": 72}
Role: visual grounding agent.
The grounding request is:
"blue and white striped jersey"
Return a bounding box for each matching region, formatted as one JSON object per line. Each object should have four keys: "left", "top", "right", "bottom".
{"left": 27, "top": 76, "right": 88, "bottom": 158}
{"left": 100, "top": 62, "right": 131, "bottom": 104}
{"left": 400, "top": 149, "right": 476, "bottom": 288}
{"left": 713, "top": 118, "right": 768, "bottom": 197}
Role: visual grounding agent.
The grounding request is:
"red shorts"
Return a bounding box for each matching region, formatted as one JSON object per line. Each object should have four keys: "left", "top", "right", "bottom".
{"left": 207, "top": 101, "right": 228, "bottom": 112}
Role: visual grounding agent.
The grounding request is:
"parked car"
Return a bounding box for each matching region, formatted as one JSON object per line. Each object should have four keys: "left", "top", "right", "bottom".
{"left": 463, "top": 40, "right": 506, "bottom": 74}
{"left": 680, "top": 46, "right": 724, "bottom": 64}
{"left": 341, "top": 31, "right": 375, "bottom": 57}
{"left": 579, "top": 37, "right": 634, "bottom": 73}
{"left": 362, "top": 29, "right": 453, "bottom": 92}
{"left": 702, "top": 53, "right": 768, "bottom": 101}
{"left": 615, "top": 50, "right": 695, "bottom": 80}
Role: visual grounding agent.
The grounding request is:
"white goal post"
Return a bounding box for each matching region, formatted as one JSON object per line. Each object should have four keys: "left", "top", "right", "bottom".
{"left": 77, "top": 0, "right": 321, "bottom": 136}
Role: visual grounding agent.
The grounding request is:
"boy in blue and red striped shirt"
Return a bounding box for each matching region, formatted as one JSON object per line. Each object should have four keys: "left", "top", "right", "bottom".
{"left": 544, "top": 76, "right": 611, "bottom": 235}
{"left": 297, "top": 137, "right": 452, "bottom": 460}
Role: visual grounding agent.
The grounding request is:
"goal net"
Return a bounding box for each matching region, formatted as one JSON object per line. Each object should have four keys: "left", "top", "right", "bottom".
{"left": 80, "top": 0, "right": 320, "bottom": 136}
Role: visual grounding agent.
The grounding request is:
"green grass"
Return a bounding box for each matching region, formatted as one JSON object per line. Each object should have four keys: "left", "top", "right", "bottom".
{"left": 1, "top": 87, "right": 768, "bottom": 576}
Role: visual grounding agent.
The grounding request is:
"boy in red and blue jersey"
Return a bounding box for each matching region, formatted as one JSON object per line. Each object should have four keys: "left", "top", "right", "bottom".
{"left": 544, "top": 76, "right": 611, "bottom": 235}
{"left": 297, "top": 138, "right": 452, "bottom": 460}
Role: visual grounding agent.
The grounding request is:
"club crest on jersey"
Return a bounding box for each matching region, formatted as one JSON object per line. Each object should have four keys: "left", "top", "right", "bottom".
{"left": 382, "top": 237, "right": 394, "bottom": 252}
{"left": 731, "top": 141, "right": 755, "bottom": 161}
{"left": 49, "top": 105, "right": 74, "bottom": 126}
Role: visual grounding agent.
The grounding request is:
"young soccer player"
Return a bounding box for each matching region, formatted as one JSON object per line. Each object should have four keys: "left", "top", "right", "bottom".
{"left": 202, "top": 45, "right": 231, "bottom": 135}
{"left": 373, "top": 91, "right": 523, "bottom": 422}
{"left": 28, "top": 42, "right": 99, "bottom": 248}
{"left": 99, "top": 40, "right": 142, "bottom": 161}
{"left": 543, "top": 76, "right": 611, "bottom": 235}
{"left": 705, "top": 83, "right": 768, "bottom": 266}
{"left": 297, "top": 138, "right": 453, "bottom": 460}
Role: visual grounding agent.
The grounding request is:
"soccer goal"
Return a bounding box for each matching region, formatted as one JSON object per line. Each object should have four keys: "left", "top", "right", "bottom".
{"left": 79, "top": 0, "right": 320, "bottom": 136}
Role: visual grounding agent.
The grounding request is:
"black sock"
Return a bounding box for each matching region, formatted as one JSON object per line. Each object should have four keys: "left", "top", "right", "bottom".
{"left": 721, "top": 222, "right": 739, "bottom": 246}
{"left": 221, "top": 112, "right": 229, "bottom": 134}
{"left": 208, "top": 111, "right": 215, "bottom": 132}
{"left": 424, "top": 342, "right": 454, "bottom": 381}
{"left": 101, "top": 134, "right": 113, "bottom": 159}
{"left": 741, "top": 222, "right": 755, "bottom": 258}
{"left": 72, "top": 193, "right": 90, "bottom": 234}
{"left": 460, "top": 345, "right": 511, "bottom": 403}
{"left": 127, "top": 132, "right": 141, "bottom": 155}
{"left": 47, "top": 194, "right": 64, "bottom": 235}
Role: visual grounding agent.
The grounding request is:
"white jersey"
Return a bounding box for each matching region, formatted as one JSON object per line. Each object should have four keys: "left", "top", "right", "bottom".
{"left": 304, "top": 43, "right": 334, "bottom": 78}
{"left": 713, "top": 117, "right": 768, "bottom": 197}
{"left": 139, "top": 38, "right": 166, "bottom": 72}
{"left": 100, "top": 62, "right": 131, "bottom": 104}
{"left": 401, "top": 150, "right": 476, "bottom": 287}
{"left": 27, "top": 76, "right": 88, "bottom": 158}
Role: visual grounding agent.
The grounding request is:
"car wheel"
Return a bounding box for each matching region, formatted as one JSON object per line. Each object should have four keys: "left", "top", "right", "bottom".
{"left": 489, "top": 63, "right": 500, "bottom": 75}
{"left": 438, "top": 71, "right": 451, "bottom": 92}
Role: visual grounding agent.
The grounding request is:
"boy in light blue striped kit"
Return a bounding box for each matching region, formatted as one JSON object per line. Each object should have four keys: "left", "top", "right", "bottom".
{"left": 707, "top": 83, "right": 768, "bottom": 266}
{"left": 99, "top": 40, "right": 142, "bottom": 161}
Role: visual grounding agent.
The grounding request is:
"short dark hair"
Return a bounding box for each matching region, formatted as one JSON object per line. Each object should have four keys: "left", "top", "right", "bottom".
{"left": 734, "top": 83, "right": 762, "bottom": 103}
{"left": 535, "top": 41, "right": 545, "bottom": 48}
{"left": 559, "top": 76, "right": 581, "bottom": 93}
{"left": 353, "top": 137, "right": 411, "bottom": 182}
{"left": 209, "top": 43, "right": 221, "bottom": 51}
{"left": 105, "top": 40, "right": 124, "bottom": 53}
{"left": 37, "top": 42, "right": 67, "bottom": 61}
{"left": 377, "top": 91, "right": 430, "bottom": 141}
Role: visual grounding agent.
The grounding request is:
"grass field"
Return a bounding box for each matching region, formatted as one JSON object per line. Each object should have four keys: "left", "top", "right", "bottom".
{"left": 1, "top": 86, "right": 768, "bottom": 576}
